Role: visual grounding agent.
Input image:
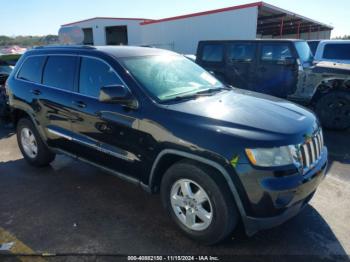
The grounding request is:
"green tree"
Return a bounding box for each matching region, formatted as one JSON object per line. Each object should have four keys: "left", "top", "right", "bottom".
{"left": 333, "top": 35, "right": 350, "bottom": 40}
{"left": 0, "top": 35, "right": 59, "bottom": 47}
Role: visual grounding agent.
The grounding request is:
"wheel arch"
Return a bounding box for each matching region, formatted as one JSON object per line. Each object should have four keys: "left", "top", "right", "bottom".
{"left": 148, "top": 149, "right": 247, "bottom": 219}
{"left": 11, "top": 107, "right": 32, "bottom": 126}
{"left": 312, "top": 77, "right": 350, "bottom": 104}
{"left": 11, "top": 107, "right": 48, "bottom": 145}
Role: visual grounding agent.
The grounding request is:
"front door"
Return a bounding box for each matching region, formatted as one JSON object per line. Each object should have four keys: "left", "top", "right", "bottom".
{"left": 70, "top": 56, "right": 142, "bottom": 178}
{"left": 256, "top": 42, "right": 297, "bottom": 98}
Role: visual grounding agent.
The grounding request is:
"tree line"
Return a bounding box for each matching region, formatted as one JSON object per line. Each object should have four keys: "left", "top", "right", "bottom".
{"left": 333, "top": 35, "right": 350, "bottom": 40}
{"left": 0, "top": 35, "right": 59, "bottom": 47}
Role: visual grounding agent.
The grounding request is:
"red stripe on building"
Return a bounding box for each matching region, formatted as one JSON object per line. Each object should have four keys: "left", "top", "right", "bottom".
{"left": 140, "top": 2, "right": 263, "bottom": 25}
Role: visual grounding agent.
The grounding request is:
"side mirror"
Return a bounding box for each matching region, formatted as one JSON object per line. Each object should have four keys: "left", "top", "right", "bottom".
{"left": 99, "top": 85, "right": 138, "bottom": 109}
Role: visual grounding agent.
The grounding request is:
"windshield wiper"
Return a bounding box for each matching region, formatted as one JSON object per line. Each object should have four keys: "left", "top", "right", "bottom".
{"left": 169, "top": 93, "right": 212, "bottom": 102}
{"left": 165, "top": 87, "right": 230, "bottom": 102}
{"left": 196, "top": 86, "right": 230, "bottom": 95}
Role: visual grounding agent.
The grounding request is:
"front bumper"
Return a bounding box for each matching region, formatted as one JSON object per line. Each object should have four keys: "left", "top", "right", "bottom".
{"left": 238, "top": 147, "right": 328, "bottom": 236}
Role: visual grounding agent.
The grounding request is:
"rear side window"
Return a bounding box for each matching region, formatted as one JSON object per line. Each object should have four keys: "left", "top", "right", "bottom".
{"left": 43, "top": 56, "right": 77, "bottom": 91}
{"left": 261, "top": 44, "right": 292, "bottom": 61}
{"left": 228, "top": 43, "right": 255, "bottom": 62}
{"left": 201, "top": 44, "right": 224, "bottom": 62}
{"left": 323, "top": 44, "right": 350, "bottom": 60}
{"left": 17, "top": 56, "right": 46, "bottom": 83}
{"left": 79, "top": 57, "right": 123, "bottom": 98}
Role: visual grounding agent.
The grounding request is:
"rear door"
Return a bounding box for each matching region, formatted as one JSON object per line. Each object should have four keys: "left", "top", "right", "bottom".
{"left": 196, "top": 42, "right": 226, "bottom": 83}
{"left": 224, "top": 42, "right": 257, "bottom": 90}
{"left": 14, "top": 55, "right": 46, "bottom": 114}
{"left": 256, "top": 42, "right": 297, "bottom": 98}
{"left": 40, "top": 55, "right": 79, "bottom": 152}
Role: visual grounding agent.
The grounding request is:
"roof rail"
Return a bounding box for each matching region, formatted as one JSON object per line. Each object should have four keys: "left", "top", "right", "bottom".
{"left": 34, "top": 45, "right": 96, "bottom": 50}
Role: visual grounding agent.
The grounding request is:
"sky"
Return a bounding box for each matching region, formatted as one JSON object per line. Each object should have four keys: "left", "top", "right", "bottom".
{"left": 0, "top": 0, "right": 349, "bottom": 38}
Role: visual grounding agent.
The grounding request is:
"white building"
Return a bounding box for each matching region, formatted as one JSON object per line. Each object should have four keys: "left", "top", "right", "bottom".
{"left": 60, "top": 2, "right": 333, "bottom": 54}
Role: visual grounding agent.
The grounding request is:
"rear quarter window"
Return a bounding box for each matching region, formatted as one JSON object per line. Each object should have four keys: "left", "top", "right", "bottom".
{"left": 17, "top": 56, "right": 46, "bottom": 83}
{"left": 201, "top": 44, "right": 224, "bottom": 62}
{"left": 43, "top": 56, "right": 77, "bottom": 91}
{"left": 323, "top": 44, "right": 350, "bottom": 60}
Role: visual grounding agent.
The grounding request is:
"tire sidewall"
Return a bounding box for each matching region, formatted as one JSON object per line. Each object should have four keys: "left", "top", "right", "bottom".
{"left": 315, "top": 91, "right": 350, "bottom": 130}
{"left": 161, "top": 162, "right": 238, "bottom": 244}
{"left": 17, "top": 118, "right": 41, "bottom": 164}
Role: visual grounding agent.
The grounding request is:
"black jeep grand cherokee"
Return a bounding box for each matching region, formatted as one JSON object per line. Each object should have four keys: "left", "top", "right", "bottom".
{"left": 6, "top": 46, "right": 328, "bottom": 245}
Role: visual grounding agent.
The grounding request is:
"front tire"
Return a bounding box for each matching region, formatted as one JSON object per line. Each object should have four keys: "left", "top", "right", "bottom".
{"left": 160, "top": 160, "right": 239, "bottom": 245}
{"left": 314, "top": 91, "right": 350, "bottom": 130}
{"left": 17, "top": 118, "right": 55, "bottom": 167}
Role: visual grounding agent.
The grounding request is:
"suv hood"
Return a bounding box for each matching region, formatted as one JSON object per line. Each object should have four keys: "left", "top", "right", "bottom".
{"left": 164, "top": 89, "right": 318, "bottom": 144}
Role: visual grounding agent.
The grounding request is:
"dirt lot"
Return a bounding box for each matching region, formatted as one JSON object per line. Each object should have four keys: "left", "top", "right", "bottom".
{"left": 0, "top": 125, "right": 349, "bottom": 261}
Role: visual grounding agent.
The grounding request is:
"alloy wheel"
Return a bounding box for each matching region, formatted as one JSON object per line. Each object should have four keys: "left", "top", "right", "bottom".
{"left": 170, "top": 179, "right": 213, "bottom": 231}
{"left": 20, "top": 127, "right": 38, "bottom": 159}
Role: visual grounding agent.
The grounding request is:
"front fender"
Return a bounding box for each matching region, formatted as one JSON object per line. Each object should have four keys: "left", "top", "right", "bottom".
{"left": 148, "top": 148, "right": 249, "bottom": 226}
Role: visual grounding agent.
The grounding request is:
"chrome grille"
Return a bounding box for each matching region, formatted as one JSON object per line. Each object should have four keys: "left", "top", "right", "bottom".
{"left": 300, "top": 130, "right": 324, "bottom": 171}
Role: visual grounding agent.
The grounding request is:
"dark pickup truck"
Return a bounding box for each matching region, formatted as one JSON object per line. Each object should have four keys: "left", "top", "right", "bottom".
{"left": 196, "top": 40, "right": 350, "bottom": 130}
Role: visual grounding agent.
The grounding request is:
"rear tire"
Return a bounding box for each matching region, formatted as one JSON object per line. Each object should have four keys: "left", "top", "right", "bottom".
{"left": 160, "top": 160, "right": 239, "bottom": 245}
{"left": 17, "top": 118, "right": 55, "bottom": 167}
{"left": 314, "top": 91, "right": 350, "bottom": 130}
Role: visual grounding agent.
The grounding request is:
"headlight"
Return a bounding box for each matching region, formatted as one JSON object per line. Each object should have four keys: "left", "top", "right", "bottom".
{"left": 245, "top": 146, "right": 296, "bottom": 167}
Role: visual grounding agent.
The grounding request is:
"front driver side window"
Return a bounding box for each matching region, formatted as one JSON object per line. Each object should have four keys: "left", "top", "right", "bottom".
{"left": 79, "top": 57, "right": 123, "bottom": 98}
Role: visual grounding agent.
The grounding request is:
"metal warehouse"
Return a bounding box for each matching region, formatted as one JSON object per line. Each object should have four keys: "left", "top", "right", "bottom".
{"left": 60, "top": 1, "right": 333, "bottom": 54}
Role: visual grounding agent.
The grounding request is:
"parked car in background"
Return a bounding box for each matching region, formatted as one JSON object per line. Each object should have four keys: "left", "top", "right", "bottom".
{"left": 6, "top": 45, "right": 328, "bottom": 244}
{"left": 307, "top": 40, "right": 321, "bottom": 55}
{"left": 196, "top": 40, "right": 350, "bottom": 130}
{"left": 0, "top": 54, "right": 21, "bottom": 122}
{"left": 314, "top": 40, "right": 350, "bottom": 64}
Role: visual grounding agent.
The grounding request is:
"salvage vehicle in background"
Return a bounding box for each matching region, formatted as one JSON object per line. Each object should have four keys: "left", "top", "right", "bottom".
{"left": 6, "top": 45, "right": 328, "bottom": 244}
{"left": 196, "top": 40, "right": 350, "bottom": 130}
{"left": 0, "top": 54, "right": 21, "bottom": 122}
{"left": 313, "top": 40, "right": 350, "bottom": 65}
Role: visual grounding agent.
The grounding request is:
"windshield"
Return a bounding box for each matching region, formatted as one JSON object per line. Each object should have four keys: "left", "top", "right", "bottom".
{"left": 294, "top": 41, "right": 314, "bottom": 64}
{"left": 121, "top": 55, "right": 224, "bottom": 102}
